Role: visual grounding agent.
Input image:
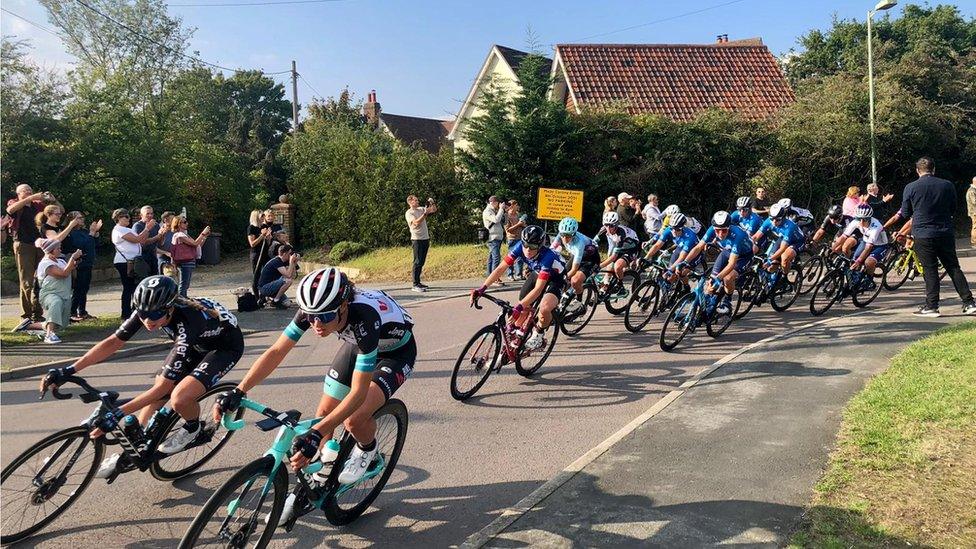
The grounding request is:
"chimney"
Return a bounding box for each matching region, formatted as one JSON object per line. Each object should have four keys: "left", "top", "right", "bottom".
{"left": 716, "top": 35, "right": 723, "bottom": 43}
{"left": 364, "top": 89, "right": 381, "bottom": 128}
{"left": 723, "top": 34, "right": 729, "bottom": 42}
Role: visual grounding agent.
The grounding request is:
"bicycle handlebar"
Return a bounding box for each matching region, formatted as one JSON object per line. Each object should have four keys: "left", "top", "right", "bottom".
{"left": 472, "top": 292, "right": 512, "bottom": 312}
{"left": 220, "top": 397, "right": 305, "bottom": 432}
{"left": 41, "top": 375, "right": 100, "bottom": 402}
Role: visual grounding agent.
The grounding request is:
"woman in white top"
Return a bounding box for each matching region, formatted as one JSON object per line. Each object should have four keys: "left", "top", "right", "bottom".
{"left": 112, "top": 208, "right": 155, "bottom": 318}
{"left": 15, "top": 238, "right": 82, "bottom": 343}
{"left": 170, "top": 215, "right": 211, "bottom": 297}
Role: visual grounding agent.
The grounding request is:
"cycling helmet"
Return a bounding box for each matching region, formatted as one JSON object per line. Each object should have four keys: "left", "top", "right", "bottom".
{"left": 736, "top": 196, "right": 751, "bottom": 209}
{"left": 854, "top": 204, "right": 874, "bottom": 219}
{"left": 662, "top": 204, "right": 681, "bottom": 217}
{"left": 777, "top": 198, "right": 792, "bottom": 209}
{"left": 711, "top": 210, "right": 732, "bottom": 228}
{"left": 558, "top": 217, "right": 579, "bottom": 235}
{"left": 827, "top": 204, "right": 843, "bottom": 219}
{"left": 132, "top": 276, "right": 178, "bottom": 314}
{"left": 602, "top": 211, "right": 620, "bottom": 226}
{"left": 521, "top": 225, "right": 546, "bottom": 246}
{"left": 296, "top": 267, "right": 351, "bottom": 314}
{"left": 769, "top": 203, "right": 787, "bottom": 219}
{"left": 669, "top": 212, "right": 687, "bottom": 228}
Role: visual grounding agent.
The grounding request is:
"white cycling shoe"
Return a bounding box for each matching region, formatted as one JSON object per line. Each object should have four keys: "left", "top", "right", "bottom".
{"left": 159, "top": 423, "right": 202, "bottom": 455}
{"left": 95, "top": 453, "right": 121, "bottom": 479}
{"left": 565, "top": 299, "right": 584, "bottom": 314}
{"left": 337, "top": 444, "right": 377, "bottom": 485}
{"left": 524, "top": 330, "right": 545, "bottom": 351}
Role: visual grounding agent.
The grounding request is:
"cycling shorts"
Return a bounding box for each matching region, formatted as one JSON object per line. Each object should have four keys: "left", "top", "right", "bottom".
{"left": 324, "top": 337, "right": 416, "bottom": 401}
{"left": 612, "top": 249, "right": 639, "bottom": 265}
{"left": 159, "top": 329, "right": 244, "bottom": 389}
{"left": 854, "top": 242, "right": 888, "bottom": 262}
{"left": 711, "top": 249, "right": 753, "bottom": 276}
{"left": 520, "top": 271, "right": 566, "bottom": 301}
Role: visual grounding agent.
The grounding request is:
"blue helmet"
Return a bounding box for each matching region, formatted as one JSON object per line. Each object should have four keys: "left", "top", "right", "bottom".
{"left": 558, "top": 217, "right": 579, "bottom": 235}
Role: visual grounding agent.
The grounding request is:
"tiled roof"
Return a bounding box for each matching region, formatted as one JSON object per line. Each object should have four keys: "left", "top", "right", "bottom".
{"left": 379, "top": 113, "right": 452, "bottom": 154}
{"left": 555, "top": 40, "right": 794, "bottom": 121}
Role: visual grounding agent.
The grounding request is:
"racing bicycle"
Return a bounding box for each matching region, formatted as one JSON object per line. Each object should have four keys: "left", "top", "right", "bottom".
{"left": 659, "top": 275, "right": 739, "bottom": 351}
{"left": 809, "top": 255, "right": 887, "bottom": 316}
{"left": 733, "top": 255, "right": 803, "bottom": 320}
{"left": 882, "top": 238, "right": 948, "bottom": 291}
{"left": 623, "top": 257, "right": 695, "bottom": 333}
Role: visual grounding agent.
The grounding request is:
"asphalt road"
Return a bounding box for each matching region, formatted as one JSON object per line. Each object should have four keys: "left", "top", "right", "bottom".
{"left": 2, "top": 262, "right": 973, "bottom": 548}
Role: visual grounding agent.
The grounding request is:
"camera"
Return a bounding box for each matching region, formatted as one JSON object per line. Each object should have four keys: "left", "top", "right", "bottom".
{"left": 427, "top": 197, "right": 435, "bottom": 205}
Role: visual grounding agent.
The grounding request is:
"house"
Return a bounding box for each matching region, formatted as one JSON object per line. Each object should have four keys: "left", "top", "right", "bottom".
{"left": 448, "top": 45, "right": 553, "bottom": 153}
{"left": 450, "top": 37, "right": 794, "bottom": 149}
{"left": 363, "top": 91, "right": 453, "bottom": 154}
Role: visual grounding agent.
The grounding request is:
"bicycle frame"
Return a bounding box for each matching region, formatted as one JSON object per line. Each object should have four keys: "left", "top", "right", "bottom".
{"left": 474, "top": 293, "right": 533, "bottom": 362}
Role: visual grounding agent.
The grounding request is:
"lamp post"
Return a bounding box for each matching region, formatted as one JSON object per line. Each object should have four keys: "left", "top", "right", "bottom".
{"left": 867, "top": 0, "right": 897, "bottom": 186}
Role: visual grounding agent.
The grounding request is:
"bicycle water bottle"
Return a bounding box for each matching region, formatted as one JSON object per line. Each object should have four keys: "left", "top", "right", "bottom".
{"left": 121, "top": 415, "right": 146, "bottom": 454}
{"left": 311, "top": 439, "right": 342, "bottom": 485}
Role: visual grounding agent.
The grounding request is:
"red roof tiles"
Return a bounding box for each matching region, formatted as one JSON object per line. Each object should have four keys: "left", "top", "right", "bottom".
{"left": 555, "top": 40, "right": 794, "bottom": 121}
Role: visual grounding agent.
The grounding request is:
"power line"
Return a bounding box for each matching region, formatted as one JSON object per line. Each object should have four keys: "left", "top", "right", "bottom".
{"left": 171, "top": 0, "right": 347, "bottom": 6}
{"left": 566, "top": 0, "right": 750, "bottom": 43}
{"left": 1, "top": 7, "right": 63, "bottom": 38}
{"left": 298, "top": 73, "right": 322, "bottom": 99}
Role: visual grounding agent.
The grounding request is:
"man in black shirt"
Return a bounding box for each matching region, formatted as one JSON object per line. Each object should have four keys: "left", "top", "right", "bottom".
{"left": 258, "top": 244, "right": 299, "bottom": 307}
{"left": 889, "top": 157, "right": 975, "bottom": 317}
{"left": 5, "top": 183, "right": 47, "bottom": 323}
{"left": 750, "top": 187, "right": 771, "bottom": 216}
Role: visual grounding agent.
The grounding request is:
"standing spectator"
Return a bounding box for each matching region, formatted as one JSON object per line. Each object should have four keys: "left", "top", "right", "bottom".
{"left": 842, "top": 186, "right": 862, "bottom": 218}
{"left": 604, "top": 196, "right": 618, "bottom": 213}
{"left": 251, "top": 209, "right": 285, "bottom": 292}
{"left": 966, "top": 176, "right": 976, "bottom": 247}
{"left": 247, "top": 209, "right": 269, "bottom": 273}
{"left": 504, "top": 199, "right": 527, "bottom": 281}
{"left": 482, "top": 196, "right": 506, "bottom": 282}
{"left": 257, "top": 244, "right": 299, "bottom": 308}
{"left": 405, "top": 195, "right": 436, "bottom": 292}
{"left": 615, "top": 192, "right": 637, "bottom": 230}
{"left": 12, "top": 239, "right": 82, "bottom": 343}
{"left": 750, "top": 187, "right": 771, "bottom": 215}
{"left": 133, "top": 205, "right": 167, "bottom": 277}
{"left": 112, "top": 208, "right": 154, "bottom": 319}
{"left": 642, "top": 194, "right": 663, "bottom": 237}
{"left": 6, "top": 183, "right": 49, "bottom": 326}
{"left": 36, "top": 204, "right": 81, "bottom": 243}
{"left": 170, "top": 215, "right": 211, "bottom": 297}
{"left": 863, "top": 183, "right": 895, "bottom": 220}
{"left": 62, "top": 212, "right": 102, "bottom": 321}
{"left": 157, "top": 211, "right": 176, "bottom": 270}
{"left": 889, "top": 157, "right": 975, "bottom": 317}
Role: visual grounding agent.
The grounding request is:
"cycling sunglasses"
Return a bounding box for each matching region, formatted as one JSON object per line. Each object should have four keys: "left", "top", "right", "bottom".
{"left": 523, "top": 243, "right": 541, "bottom": 250}
{"left": 309, "top": 310, "right": 338, "bottom": 324}
{"left": 138, "top": 309, "right": 168, "bottom": 321}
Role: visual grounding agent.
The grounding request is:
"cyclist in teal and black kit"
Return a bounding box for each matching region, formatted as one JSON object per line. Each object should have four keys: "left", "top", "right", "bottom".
{"left": 752, "top": 202, "right": 806, "bottom": 274}
{"left": 684, "top": 211, "right": 755, "bottom": 314}
{"left": 551, "top": 217, "right": 600, "bottom": 314}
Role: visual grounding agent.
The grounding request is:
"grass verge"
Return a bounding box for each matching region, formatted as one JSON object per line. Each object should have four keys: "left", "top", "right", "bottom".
{"left": 790, "top": 321, "right": 976, "bottom": 548}
{"left": 1, "top": 316, "right": 120, "bottom": 348}
{"left": 309, "top": 243, "right": 492, "bottom": 283}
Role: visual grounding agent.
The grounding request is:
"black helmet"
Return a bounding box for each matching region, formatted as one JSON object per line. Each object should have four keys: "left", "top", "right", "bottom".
{"left": 827, "top": 204, "right": 843, "bottom": 219}
{"left": 132, "top": 276, "right": 178, "bottom": 315}
{"left": 521, "top": 225, "right": 546, "bottom": 247}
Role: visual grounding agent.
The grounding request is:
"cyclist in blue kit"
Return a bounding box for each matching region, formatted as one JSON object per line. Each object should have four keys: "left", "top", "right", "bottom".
{"left": 684, "top": 211, "right": 755, "bottom": 314}
{"left": 731, "top": 196, "right": 764, "bottom": 235}
{"left": 641, "top": 212, "right": 700, "bottom": 283}
{"left": 753, "top": 202, "right": 806, "bottom": 274}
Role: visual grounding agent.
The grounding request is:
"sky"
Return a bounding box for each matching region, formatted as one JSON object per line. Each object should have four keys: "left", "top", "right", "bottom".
{"left": 2, "top": 0, "right": 973, "bottom": 120}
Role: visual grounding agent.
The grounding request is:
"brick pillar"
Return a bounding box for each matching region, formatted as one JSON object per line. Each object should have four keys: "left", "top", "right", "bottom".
{"left": 270, "top": 199, "right": 296, "bottom": 245}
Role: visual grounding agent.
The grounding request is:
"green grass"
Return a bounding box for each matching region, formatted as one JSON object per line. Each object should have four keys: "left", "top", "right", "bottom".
{"left": 306, "top": 243, "right": 492, "bottom": 283}
{"left": 790, "top": 322, "right": 976, "bottom": 548}
{"left": 0, "top": 315, "right": 120, "bottom": 348}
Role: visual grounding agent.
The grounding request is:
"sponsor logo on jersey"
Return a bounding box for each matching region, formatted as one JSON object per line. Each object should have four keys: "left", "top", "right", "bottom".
{"left": 328, "top": 369, "right": 339, "bottom": 379}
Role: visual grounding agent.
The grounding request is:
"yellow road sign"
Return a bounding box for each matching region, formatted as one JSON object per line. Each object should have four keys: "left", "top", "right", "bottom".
{"left": 537, "top": 187, "right": 584, "bottom": 221}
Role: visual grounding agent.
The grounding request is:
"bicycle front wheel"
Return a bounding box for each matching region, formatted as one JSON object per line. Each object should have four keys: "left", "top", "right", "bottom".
{"left": 799, "top": 256, "right": 824, "bottom": 295}
{"left": 853, "top": 265, "right": 886, "bottom": 308}
{"left": 150, "top": 382, "right": 242, "bottom": 480}
{"left": 1, "top": 426, "right": 104, "bottom": 545}
{"left": 515, "top": 319, "right": 559, "bottom": 377}
{"left": 450, "top": 325, "right": 501, "bottom": 401}
{"left": 883, "top": 250, "right": 912, "bottom": 291}
{"left": 559, "top": 285, "right": 598, "bottom": 337}
{"left": 771, "top": 266, "right": 803, "bottom": 312}
{"left": 322, "top": 399, "right": 408, "bottom": 526}
{"left": 810, "top": 270, "right": 843, "bottom": 316}
{"left": 178, "top": 455, "right": 287, "bottom": 549}
{"left": 660, "top": 293, "right": 697, "bottom": 351}
{"left": 733, "top": 271, "right": 760, "bottom": 320}
{"left": 624, "top": 279, "right": 660, "bottom": 333}
{"left": 604, "top": 270, "right": 639, "bottom": 315}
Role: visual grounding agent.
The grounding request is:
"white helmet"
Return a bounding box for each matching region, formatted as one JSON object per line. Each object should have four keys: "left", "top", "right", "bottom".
{"left": 296, "top": 267, "right": 351, "bottom": 314}
{"left": 663, "top": 204, "right": 681, "bottom": 217}
{"left": 777, "top": 198, "right": 792, "bottom": 209}
{"left": 602, "top": 211, "right": 620, "bottom": 226}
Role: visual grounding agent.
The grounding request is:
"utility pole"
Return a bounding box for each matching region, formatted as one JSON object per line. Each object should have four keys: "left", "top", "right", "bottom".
{"left": 291, "top": 60, "right": 299, "bottom": 131}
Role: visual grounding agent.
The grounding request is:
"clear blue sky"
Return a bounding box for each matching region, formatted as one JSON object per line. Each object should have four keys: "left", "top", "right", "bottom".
{"left": 3, "top": 1, "right": 972, "bottom": 120}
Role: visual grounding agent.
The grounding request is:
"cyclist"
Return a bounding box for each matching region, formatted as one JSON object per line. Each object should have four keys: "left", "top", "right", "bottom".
{"left": 684, "top": 211, "right": 754, "bottom": 314}
{"left": 40, "top": 275, "right": 244, "bottom": 478}
{"left": 595, "top": 211, "right": 641, "bottom": 296}
{"left": 810, "top": 204, "right": 850, "bottom": 247}
{"left": 837, "top": 204, "right": 889, "bottom": 282}
{"left": 753, "top": 202, "right": 806, "bottom": 274}
{"left": 641, "top": 212, "right": 701, "bottom": 283}
{"left": 472, "top": 225, "right": 566, "bottom": 351}
{"left": 214, "top": 267, "right": 416, "bottom": 497}
{"left": 731, "top": 196, "right": 764, "bottom": 235}
{"left": 550, "top": 217, "right": 601, "bottom": 313}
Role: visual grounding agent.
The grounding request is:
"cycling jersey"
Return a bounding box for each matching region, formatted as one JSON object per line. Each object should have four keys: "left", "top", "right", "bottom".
{"left": 550, "top": 233, "right": 599, "bottom": 268}
{"left": 731, "top": 211, "right": 764, "bottom": 235}
{"left": 702, "top": 225, "right": 754, "bottom": 256}
{"left": 658, "top": 226, "right": 700, "bottom": 254}
{"left": 844, "top": 218, "right": 889, "bottom": 246}
{"left": 819, "top": 215, "right": 851, "bottom": 236}
{"left": 505, "top": 241, "right": 566, "bottom": 282}
{"left": 599, "top": 225, "right": 640, "bottom": 256}
{"left": 284, "top": 289, "right": 415, "bottom": 374}
{"left": 757, "top": 218, "right": 805, "bottom": 246}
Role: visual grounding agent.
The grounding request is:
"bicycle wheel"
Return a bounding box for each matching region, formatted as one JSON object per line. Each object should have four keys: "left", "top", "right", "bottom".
{"left": 705, "top": 296, "right": 735, "bottom": 338}
{"left": 883, "top": 250, "right": 912, "bottom": 291}
{"left": 322, "top": 399, "right": 408, "bottom": 526}
{"left": 178, "top": 455, "right": 287, "bottom": 549}
{"left": 150, "top": 382, "right": 242, "bottom": 480}
{"left": 733, "top": 271, "right": 760, "bottom": 320}
{"left": 450, "top": 325, "right": 501, "bottom": 401}
{"left": 799, "top": 256, "right": 824, "bottom": 295}
{"left": 853, "top": 265, "right": 886, "bottom": 308}
{"left": 514, "top": 318, "right": 559, "bottom": 377}
{"left": 624, "top": 279, "right": 660, "bottom": 333}
{"left": 559, "top": 285, "right": 598, "bottom": 337}
{"left": 810, "top": 270, "right": 844, "bottom": 316}
{"left": 604, "top": 270, "right": 639, "bottom": 315}
{"left": 660, "top": 293, "right": 697, "bottom": 351}
{"left": 771, "top": 266, "right": 803, "bottom": 312}
{"left": 1, "top": 426, "right": 104, "bottom": 545}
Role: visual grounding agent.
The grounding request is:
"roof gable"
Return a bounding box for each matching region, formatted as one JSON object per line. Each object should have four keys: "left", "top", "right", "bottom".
{"left": 379, "top": 113, "right": 451, "bottom": 154}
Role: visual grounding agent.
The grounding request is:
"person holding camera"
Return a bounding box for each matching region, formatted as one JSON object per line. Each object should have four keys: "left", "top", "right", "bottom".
{"left": 483, "top": 195, "right": 507, "bottom": 283}
{"left": 257, "top": 244, "right": 299, "bottom": 308}
{"left": 405, "top": 195, "right": 436, "bottom": 292}
{"left": 504, "top": 199, "right": 528, "bottom": 280}
{"left": 6, "top": 184, "right": 53, "bottom": 326}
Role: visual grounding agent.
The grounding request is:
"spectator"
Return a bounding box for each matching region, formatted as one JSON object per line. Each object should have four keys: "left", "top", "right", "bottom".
{"left": 642, "top": 194, "right": 663, "bottom": 237}
{"left": 967, "top": 176, "right": 976, "bottom": 247}
{"left": 257, "top": 244, "right": 299, "bottom": 308}
{"left": 251, "top": 209, "right": 285, "bottom": 291}
{"left": 36, "top": 204, "right": 81, "bottom": 243}
{"left": 12, "top": 239, "right": 82, "bottom": 343}
{"left": 842, "top": 186, "right": 862, "bottom": 218}
{"left": 247, "top": 209, "right": 269, "bottom": 273}
{"left": 482, "top": 196, "right": 506, "bottom": 282}
{"left": 112, "top": 208, "right": 154, "bottom": 319}
{"left": 6, "top": 183, "right": 48, "bottom": 325}
{"left": 170, "top": 215, "right": 211, "bottom": 297}
{"left": 750, "top": 187, "right": 771, "bottom": 215}
{"left": 133, "top": 205, "right": 167, "bottom": 277}
{"left": 157, "top": 211, "right": 176, "bottom": 269}
{"left": 61, "top": 211, "right": 102, "bottom": 321}
{"left": 615, "top": 192, "right": 637, "bottom": 230}
{"left": 890, "top": 157, "right": 975, "bottom": 317}
{"left": 604, "top": 196, "right": 618, "bottom": 213}
{"left": 504, "top": 199, "right": 527, "bottom": 281}
{"left": 405, "top": 195, "right": 436, "bottom": 292}
{"left": 863, "top": 183, "right": 895, "bottom": 220}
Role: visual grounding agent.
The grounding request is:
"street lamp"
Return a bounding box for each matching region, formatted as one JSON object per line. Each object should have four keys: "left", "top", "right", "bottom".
{"left": 867, "top": 0, "right": 896, "bottom": 186}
